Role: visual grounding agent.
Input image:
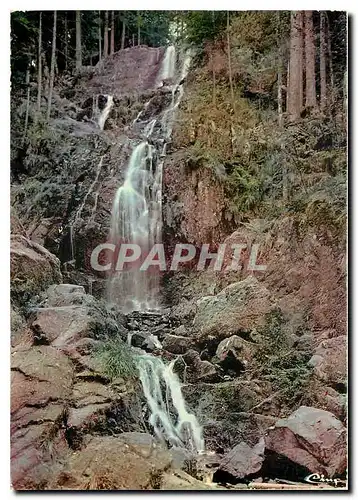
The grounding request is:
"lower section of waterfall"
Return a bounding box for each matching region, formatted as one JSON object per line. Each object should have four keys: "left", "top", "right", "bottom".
{"left": 138, "top": 354, "right": 205, "bottom": 454}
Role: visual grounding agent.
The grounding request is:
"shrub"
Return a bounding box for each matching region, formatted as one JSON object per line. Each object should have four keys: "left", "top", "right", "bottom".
{"left": 94, "top": 337, "right": 138, "bottom": 381}
{"left": 254, "top": 309, "right": 313, "bottom": 406}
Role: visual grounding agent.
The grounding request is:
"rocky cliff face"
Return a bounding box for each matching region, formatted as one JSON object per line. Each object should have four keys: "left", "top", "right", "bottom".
{"left": 10, "top": 45, "right": 347, "bottom": 490}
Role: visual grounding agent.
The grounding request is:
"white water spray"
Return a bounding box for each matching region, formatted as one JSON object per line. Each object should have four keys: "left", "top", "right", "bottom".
{"left": 93, "top": 95, "right": 114, "bottom": 130}
{"left": 157, "top": 45, "right": 176, "bottom": 85}
{"left": 108, "top": 141, "right": 162, "bottom": 311}
{"left": 107, "top": 47, "right": 204, "bottom": 454}
{"left": 138, "top": 355, "right": 204, "bottom": 453}
{"left": 108, "top": 47, "right": 190, "bottom": 311}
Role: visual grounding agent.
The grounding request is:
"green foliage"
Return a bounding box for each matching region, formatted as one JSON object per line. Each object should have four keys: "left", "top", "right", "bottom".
{"left": 94, "top": 337, "right": 138, "bottom": 381}
{"left": 182, "top": 11, "right": 227, "bottom": 47}
{"left": 254, "top": 309, "right": 313, "bottom": 405}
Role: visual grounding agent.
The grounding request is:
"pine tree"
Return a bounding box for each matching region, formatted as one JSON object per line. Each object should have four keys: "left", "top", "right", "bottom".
{"left": 75, "top": 11, "right": 82, "bottom": 70}
{"left": 287, "top": 11, "right": 303, "bottom": 121}
{"left": 320, "top": 11, "right": 327, "bottom": 111}
{"left": 103, "top": 11, "right": 109, "bottom": 57}
{"left": 46, "top": 11, "right": 57, "bottom": 121}
{"left": 110, "top": 11, "right": 115, "bottom": 55}
{"left": 35, "top": 12, "right": 42, "bottom": 123}
{"left": 98, "top": 11, "right": 102, "bottom": 61}
{"left": 121, "top": 16, "right": 126, "bottom": 50}
{"left": 304, "top": 10, "right": 317, "bottom": 109}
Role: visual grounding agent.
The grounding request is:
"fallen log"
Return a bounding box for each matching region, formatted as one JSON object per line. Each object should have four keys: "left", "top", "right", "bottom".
{"left": 248, "top": 482, "right": 346, "bottom": 490}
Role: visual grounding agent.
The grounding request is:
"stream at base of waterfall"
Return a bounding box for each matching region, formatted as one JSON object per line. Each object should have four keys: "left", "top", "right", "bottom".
{"left": 107, "top": 46, "right": 204, "bottom": 454}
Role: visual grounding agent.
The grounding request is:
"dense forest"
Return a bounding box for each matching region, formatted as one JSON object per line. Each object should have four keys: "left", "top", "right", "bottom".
{"left": 10, "top": 11, "right": 348, "bottom": 491}
{"left": 11, "top": 10, "right": 347, "bottom": 215}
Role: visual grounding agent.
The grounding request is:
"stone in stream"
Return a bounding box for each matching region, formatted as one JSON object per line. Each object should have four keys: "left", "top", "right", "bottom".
{"left": 162, "top": 333, "right": 190, "bottom": 354}
{"left": 264, "top": 406, "right": 347, "bottom": 477}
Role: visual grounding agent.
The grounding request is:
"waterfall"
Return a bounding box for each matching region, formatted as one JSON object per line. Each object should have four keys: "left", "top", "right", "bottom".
{"left": 107, "top": 48, "right": 204, "bottom": 454}
{"left": 157, "top": 45, "right": 176, "bottom": 85}
{"left": 138, "top": 355, "right": 204, "bottom": 453}
{"left": 108, "top": 47, "right": 190, "bottom": 312}
{"left": 93, "top": 95, "right": 114, "bottom": 130}
{"left": 108, "top": 141, "right": 162, "bottom": 311}
{"left": 98, "top": 95, "right": 114, "bottom": 130}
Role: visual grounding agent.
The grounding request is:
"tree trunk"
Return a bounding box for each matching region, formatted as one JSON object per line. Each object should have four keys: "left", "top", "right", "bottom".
{"left": 137, "top": 12, "right": 141, "bottom": 46}
{"left": 325, "top": 12, "right": 334, "bottom": 103}
{"left": 75, "top": 11, "right": 82, "bottom": 70}
{"left": 211, "top": 12, "right": 216, "bottom": 105}
{"left": 304, "top": 11, "right": 317, "bottom": 109}
{"left": 103, "top": 11, "right": 109, "bottom": 57}
{"left": 210, "top": 46, "right": 216, "bottom": 105}
{"left": 98, "top": 11, "right": 102, "bottom": 61}
{"left": 226, "top": 11, "right": 235, "bottom": 115}
{"left": 23, "top": 61, "right": 31, "bottom": 143}
{"left": 64, "top": 12, "right": 68, "bottom": 70}
{"left": 47, "top": 11, "right": 57, "bottom": 121}
{"left": 110, "top": 11, "right": 115, "bottom": 55}
{"left": 42, "top": 53, "right": 49, "bottom": 95}
{"left": 278, "top": 61, "right": 283, "bottom": 127}
{"left": 121, "top": 19, "right": 126, "bottom": 49}
{"left": 36, "top": 12, "right": 42, "bottom": 122}
{"left": 320, "top": 12, "right": 327, "bottom": 111}
{"left": 287, "top": 11, "right": 303, "bottom": 121}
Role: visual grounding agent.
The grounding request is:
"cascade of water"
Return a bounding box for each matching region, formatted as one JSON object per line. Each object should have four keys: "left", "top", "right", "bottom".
{"left": 108, "top": 141, "right": 162, "bottom": 311}
{"left": 107, "top": 48, "right": 204, "bottom": 454}
{"left": 138, "top": 354, "right": 204, "bottom": 453}
{"left": 98, "top": 95, "right": 114, "bottom": 130}
{"left": 74, "top": 157, "right": 104, "bottom": 225}
{"left": 156, "top": 45, "right": 176, "bottom": 85}
{"left": 108, "top": 48, "right": 193, "bottom": 312}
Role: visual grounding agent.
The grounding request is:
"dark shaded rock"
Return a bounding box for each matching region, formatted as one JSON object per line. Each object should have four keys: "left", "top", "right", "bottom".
{"left": 214, "top": 335, "right": 257, "bottom": 375}
{"left": 215, "top": 438, "right": 265, "bottom": 481}
{"left": 264, "top": 406, "right": 347, "bottom": 477}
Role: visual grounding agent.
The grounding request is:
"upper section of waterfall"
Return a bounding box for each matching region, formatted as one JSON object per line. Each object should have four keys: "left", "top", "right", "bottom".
{"left": 107, "top": 45, "right": 192, "bottom": 313}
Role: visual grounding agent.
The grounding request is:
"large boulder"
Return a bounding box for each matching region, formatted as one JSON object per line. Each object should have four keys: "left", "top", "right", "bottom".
{"left": 215, "top": 438, "right": 265, "bottom": 481}
{"left": 193, "top": 276, "right": 275, "bottom": 344}
{"left": 265, "top": 406, "right": 347, "bottom": 477}
{"left": 11, "top": 235, "right": 62, "bottom": 304}
{"left": 29, "top": 284, "right": 127, "bottom": 347}
{"left": 31, "top": 305, "right": 92, "bottom": 346}
{"left": 11, "top": 346, "right": 74, "bottom": 489}
{"left": 162, "top": 334, "right": 190, "bottom": 354}
{"left": 309, "top": 336, "right": 347, "bottom": 389}
{"left": 49, "top": 433, "right": 172, "bottom": 490}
